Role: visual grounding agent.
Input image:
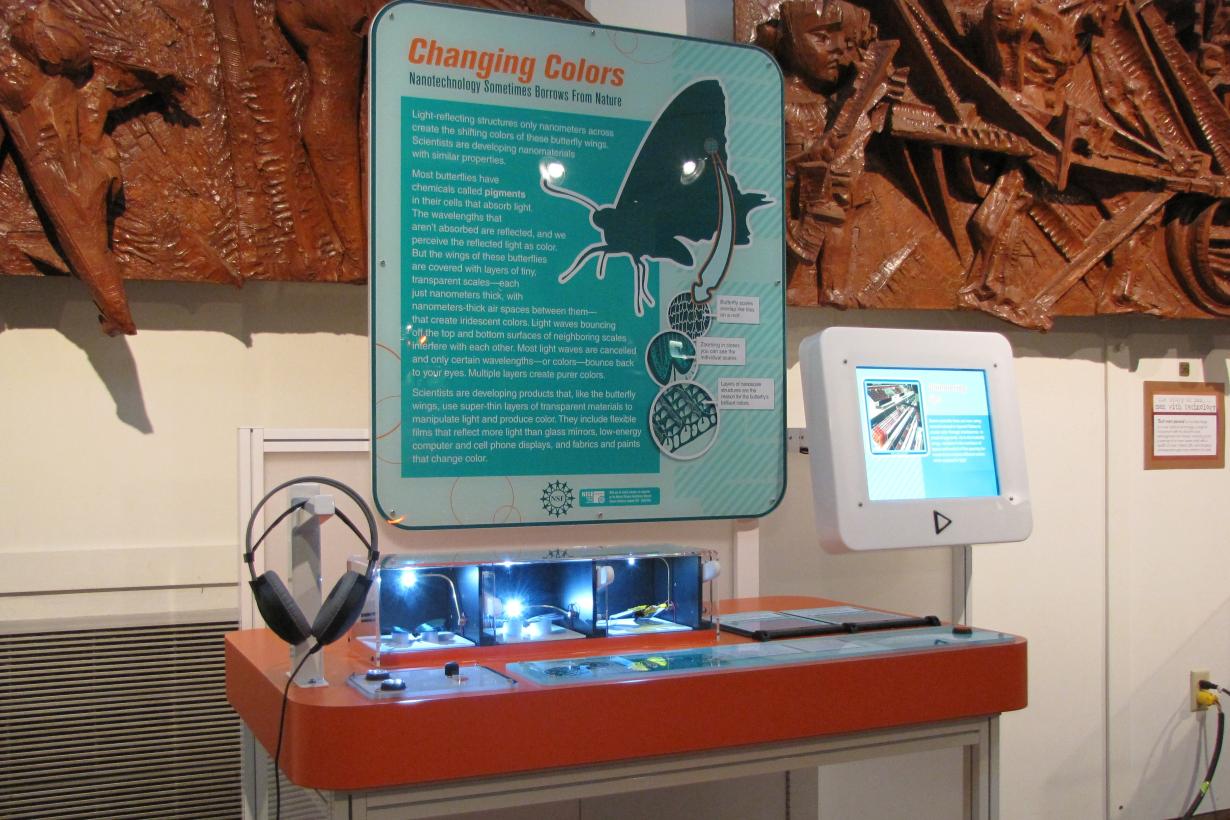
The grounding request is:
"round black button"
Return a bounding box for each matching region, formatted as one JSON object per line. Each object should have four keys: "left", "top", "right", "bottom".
{"left": 380, "top": 678, "right": 406, "bottom": 691}
{"left": 365, "top": 669, "right": 391, "bottom": 681}
{"left": 952, "top": 625, "right": 973, "bottom": 636}
{"left": 444, "top": 661, "right": 460, "bottom": 678}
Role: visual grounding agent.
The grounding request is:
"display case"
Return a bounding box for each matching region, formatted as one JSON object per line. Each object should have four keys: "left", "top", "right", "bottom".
{"left": 350, "top": 547, "right": 712, "bottom": 665}
{"left": 348, "top": 556, "right": 481, "bottom": 661}
{"left": 590, "top": 550, "right": 702, "bottom": 637}
{"left": 480, "top": 557, "right": 595, "bottom": 644}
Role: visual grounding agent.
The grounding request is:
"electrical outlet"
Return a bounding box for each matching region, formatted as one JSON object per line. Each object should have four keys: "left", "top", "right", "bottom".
{"left": 1192, "top": 669, "right": 1211, "bottom": 712}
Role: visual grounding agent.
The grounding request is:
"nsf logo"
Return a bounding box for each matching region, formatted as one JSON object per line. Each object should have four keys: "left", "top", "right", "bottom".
{"left": 540, "top": 480, "right": 574, "bottom": 518}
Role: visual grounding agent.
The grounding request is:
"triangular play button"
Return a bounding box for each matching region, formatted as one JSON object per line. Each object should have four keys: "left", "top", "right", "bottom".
{"left": 933, "top": 511, "right": 952, "bottom": 534}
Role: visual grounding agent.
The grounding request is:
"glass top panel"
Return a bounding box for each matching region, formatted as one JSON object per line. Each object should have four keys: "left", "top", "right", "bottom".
{"left": 509, "top": 626, "right": 1012, "bottom": 685}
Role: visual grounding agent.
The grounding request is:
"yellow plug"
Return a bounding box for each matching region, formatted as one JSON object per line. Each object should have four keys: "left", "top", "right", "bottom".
{"left": 1197, "top": 690, "right": 1220, "bottom": 709}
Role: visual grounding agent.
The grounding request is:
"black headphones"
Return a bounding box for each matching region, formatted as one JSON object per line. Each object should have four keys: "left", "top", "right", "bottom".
{"left": 243, "top": 476, "right": 380, "bottom": 648}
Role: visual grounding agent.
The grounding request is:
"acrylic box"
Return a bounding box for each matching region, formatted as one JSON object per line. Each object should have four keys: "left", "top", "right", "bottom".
{"left": 480, "top": 557, "right": 596, "bottom": 644}
{"left": 348, "top": 556, "right": 481, "bottom": 661}
{"left": 590, "top": 550, "right": 702, "bottom": 636}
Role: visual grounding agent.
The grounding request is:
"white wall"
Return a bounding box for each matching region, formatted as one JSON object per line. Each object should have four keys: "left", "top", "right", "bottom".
{"left": 1105, "top": 333, "right": 1230, "bottom": 819}
{"left": 587, "top": 0, "right": 689, "bottom": 34}
{"left": 0, "top": 276, "right": 371, "bottom": 621}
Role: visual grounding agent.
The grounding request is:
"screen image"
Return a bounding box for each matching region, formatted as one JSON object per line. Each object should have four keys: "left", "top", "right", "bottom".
{"left": 855, "top": 367, "right": 999, "bottom": 501}
{"left": 864, "top": 381, "right": 926, "bottom": 454}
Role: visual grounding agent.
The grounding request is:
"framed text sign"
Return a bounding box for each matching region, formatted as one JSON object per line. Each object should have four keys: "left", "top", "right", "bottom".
{"left": 1144, "top": 381, "right": 1225, "bottom": 470}
{"left": 369, "top": 1, "right": 785, "bottom": 528}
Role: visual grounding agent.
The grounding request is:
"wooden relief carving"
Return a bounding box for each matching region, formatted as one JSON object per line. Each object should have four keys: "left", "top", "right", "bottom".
{"left": 0, "top": 0, "right": 591, "bottom": 334}
{"left": 740, "top": 0, "right": 1230, "bottom": 328}
{"left": 10, "top": 1, "right": 1230, "bottom": 333}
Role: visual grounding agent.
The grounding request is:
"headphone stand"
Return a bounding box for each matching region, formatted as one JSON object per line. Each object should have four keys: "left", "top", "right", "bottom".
{"left": 288, "top": 482, "right": 332, "bottom": 687}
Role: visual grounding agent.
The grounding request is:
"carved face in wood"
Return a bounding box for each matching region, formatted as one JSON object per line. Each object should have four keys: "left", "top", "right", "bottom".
{"left": 777, "top": 0, "right": 875, "bottom": 90}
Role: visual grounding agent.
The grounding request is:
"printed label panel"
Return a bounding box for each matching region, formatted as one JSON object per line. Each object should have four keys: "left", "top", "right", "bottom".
{"left": 371, "top": 3, "right": 786, "bottom": 526}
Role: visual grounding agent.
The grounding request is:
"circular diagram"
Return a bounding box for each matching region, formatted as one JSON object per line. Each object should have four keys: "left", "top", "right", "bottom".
{"left": 667, "top": 291, "right": 714, "bottom": 339}
{"left": 648, "top": 381, "right": 719, "bottom": 460}
{"left": 645, "top": 330, "right": 698, "bottom": 386}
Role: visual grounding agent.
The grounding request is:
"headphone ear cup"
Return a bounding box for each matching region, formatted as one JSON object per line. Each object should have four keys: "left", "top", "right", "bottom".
{"left": 311, "top": 571, "right": 373, "bottom": 646}
{"left": 251, "top": 573, "right": 313, "bottom": 645}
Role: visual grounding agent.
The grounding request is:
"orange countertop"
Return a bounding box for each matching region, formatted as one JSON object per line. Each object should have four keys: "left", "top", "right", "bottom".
{"left": 226, "top": 596, "right": 1027, "bottom": 791}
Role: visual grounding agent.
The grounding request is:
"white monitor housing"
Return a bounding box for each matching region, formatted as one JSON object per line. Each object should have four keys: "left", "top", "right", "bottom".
{"left": 799, "top": 327, "right": 1032, "bottom": 553}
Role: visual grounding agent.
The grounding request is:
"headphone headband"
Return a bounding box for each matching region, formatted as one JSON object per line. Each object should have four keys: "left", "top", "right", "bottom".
{"left": 244, "top": 476, "right": 380, "bottom": 582}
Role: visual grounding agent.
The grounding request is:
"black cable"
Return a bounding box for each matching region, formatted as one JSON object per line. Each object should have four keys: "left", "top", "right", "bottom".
{"left": 1183, "top": 700, "right": 1225, "bottom": 817}
{"left": 243, "top": 477, "right": 379, "bottom": 816}
{"left": 244, "top": 475, "right": 379, "bottom": 576}
{"left": 245, "top": 500, "right": 308, "bottom": 563}
{"left": 332, "top": 507, "right": 371, "bottom": 551}
{"left": 274, "top": 645, "right": 321, "bottom": 820}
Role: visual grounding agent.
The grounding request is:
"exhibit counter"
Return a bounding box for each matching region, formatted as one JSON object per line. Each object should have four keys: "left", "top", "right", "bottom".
{"left": 226, "top": 595, "right": 1026, "bottom": 818}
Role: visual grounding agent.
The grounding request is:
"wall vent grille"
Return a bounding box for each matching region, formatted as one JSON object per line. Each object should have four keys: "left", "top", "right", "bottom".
{"left": 0, "top": 617, "right": 241, "bottom": 819}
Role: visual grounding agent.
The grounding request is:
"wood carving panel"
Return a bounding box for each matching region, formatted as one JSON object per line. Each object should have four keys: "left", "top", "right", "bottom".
{"left": 739, "top": 0, "right": 1230, "bottom": 328}
{"left": 0, "top": 0, "right": 591, "bottom": 334}
{"left": 8, "top": 0, "right": 1230, "bottom": 333}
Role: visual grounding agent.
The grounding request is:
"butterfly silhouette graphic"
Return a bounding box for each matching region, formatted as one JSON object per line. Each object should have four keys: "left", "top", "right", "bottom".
{"left": 541, "top": 79, "right": 770, "bottom": 316}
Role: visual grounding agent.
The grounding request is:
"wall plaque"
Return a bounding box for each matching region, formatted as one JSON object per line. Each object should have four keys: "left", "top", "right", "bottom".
{"left": 1144, "top": 381, "right": 1225, "bottom": 470}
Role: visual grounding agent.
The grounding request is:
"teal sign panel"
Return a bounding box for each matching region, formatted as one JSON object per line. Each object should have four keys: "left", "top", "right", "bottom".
{"left": 370, "top": 1, "right": 785, "bottom": 528}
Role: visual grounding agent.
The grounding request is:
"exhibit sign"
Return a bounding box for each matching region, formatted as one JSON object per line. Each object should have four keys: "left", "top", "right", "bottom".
{"left": 1144, "top": 381, "right": 1225, "bottom": 470}
{"left": 369, "top": 2, "right": 786, "bottom": 528}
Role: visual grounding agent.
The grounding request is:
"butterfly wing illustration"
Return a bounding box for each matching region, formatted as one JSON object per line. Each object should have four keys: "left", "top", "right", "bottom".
{"left": 544, "top": 79, "right": 770, "bottom": 315}
{"left": 594, "top": 80, "right": 730, "bottom": 261}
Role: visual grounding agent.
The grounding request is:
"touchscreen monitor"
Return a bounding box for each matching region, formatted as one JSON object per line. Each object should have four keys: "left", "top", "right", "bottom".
{"left": 800, "top": 328, "right": 1031, "bottom": 552}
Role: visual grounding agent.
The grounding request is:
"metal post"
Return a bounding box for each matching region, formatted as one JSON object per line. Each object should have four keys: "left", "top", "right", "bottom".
{"left": 289, "top": 483, "right": 331, "bottom": 686}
